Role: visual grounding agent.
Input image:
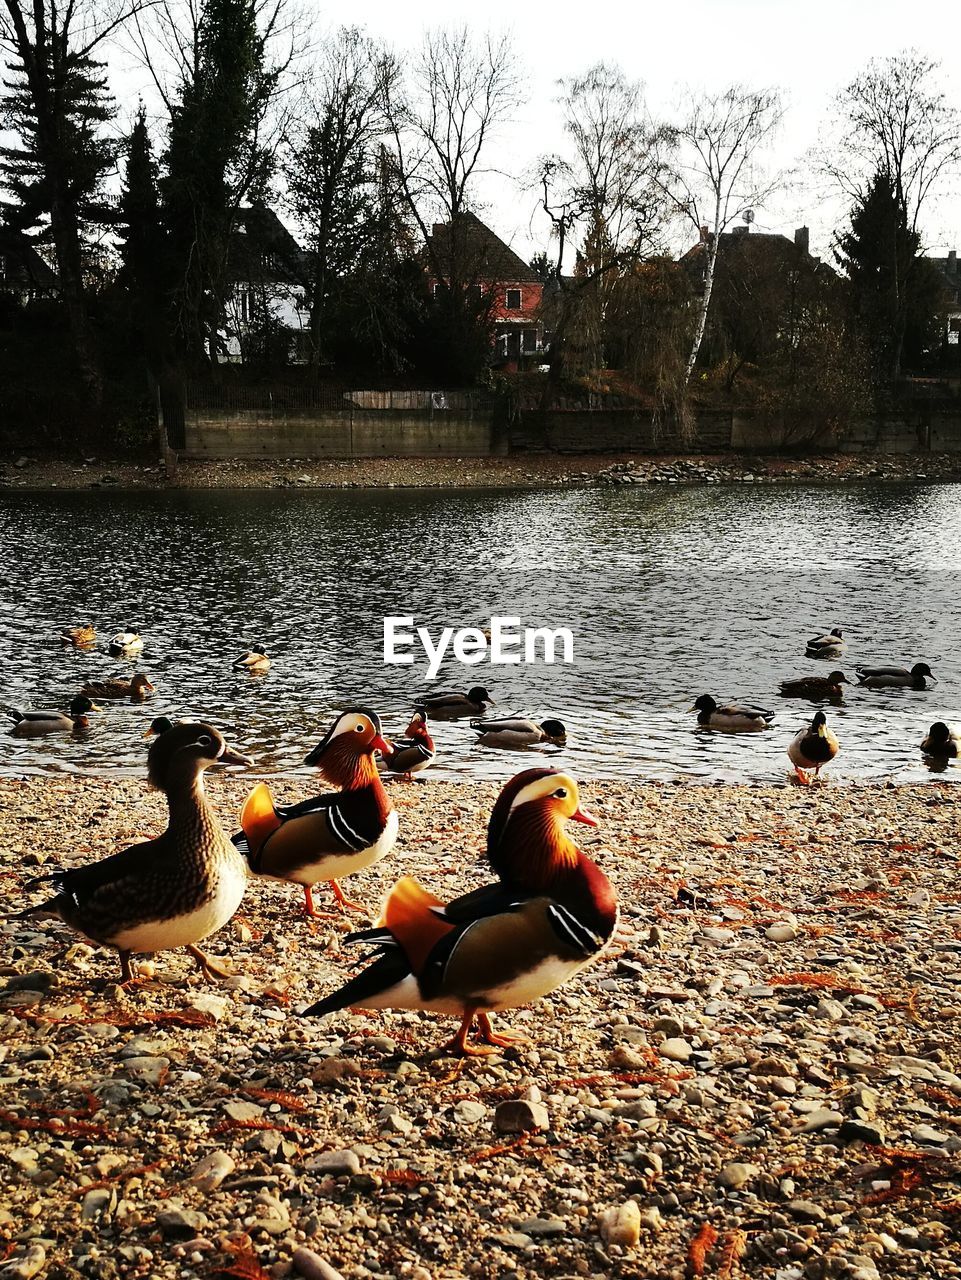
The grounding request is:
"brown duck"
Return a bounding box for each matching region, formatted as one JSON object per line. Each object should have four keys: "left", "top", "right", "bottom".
{"left": 80, "top": 673, "right": 155, "bottom": 701}
{"left": 17, "top": 722, "right": 252, "bottom": 983}
{"left": 233, "top": 708, "right": 396, "bottom": 918}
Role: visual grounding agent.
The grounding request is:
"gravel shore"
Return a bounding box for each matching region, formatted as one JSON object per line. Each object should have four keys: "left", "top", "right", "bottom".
{"left": 2, "top": 773, "right": 960, "bottom": 1279}
{"left": 2, "top": 451, "right": 961, "bottom": 492}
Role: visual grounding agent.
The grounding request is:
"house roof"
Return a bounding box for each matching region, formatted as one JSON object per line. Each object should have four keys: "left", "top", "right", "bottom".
{"left": 0, "top": 226, "right": 59, "bottom": 293}
{"left": 927, "top": 253, "right": 959, "bottom": 307}
{"left": 228, "top": 204, "right": 306, "bottom": 285}
{"left": 425, "top": 211, "right": 540, "bottom": 284}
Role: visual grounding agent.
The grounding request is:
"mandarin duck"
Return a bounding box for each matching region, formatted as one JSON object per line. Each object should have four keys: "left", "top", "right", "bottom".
{"left": 691, "top": 695, "right": 773, "bottom": 731}
{"left": 108, "top": 630, "right": 144, "bottom": 658}
{"left": 470, "top": 716, "right": 567, "bottom": 749}
{"left": 414, "top": 686, "right": 494, "bottom": 720}
{"left": 378, "top": 712, "right": 436, "bottom": 781}
{"left": 61, "top": 624, "right": 96, "bottom": 648}
{"left": 302, "top": 767, "right": 618, "bottom": 1057}
{"left": 921, "top": 721, "right": 960, "bottom": 759}
{"left": 232, "top": 646, "right": 271, "bottom": 673}
{"left": 787, "top": 710, "right": 839, "bottom": 783}
{"left": 856, "top": 662, "right": 937, "bottom": 690}
{"left": 806, "top": 628, "right": 844, "bottom": 657}
{"left": 10, "top": 695, "right": 101, "bottom": 736}
{"left": 15, "top": 723, "right": 252, "bottom": 983}
{"left": 232, "top": 708, "right": 396, "bottom": 918}
{"left": 80, "top": 673, "right": 154, "bottom": 701}
{"left": 778, "top": 671, "right": 849, "bottom": 700}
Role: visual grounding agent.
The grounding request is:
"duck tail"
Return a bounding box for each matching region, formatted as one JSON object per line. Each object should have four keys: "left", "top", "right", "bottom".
{"left": 9, "top": 709, "right": 24, "bottom": 725}
{"left": 300, "top": 950, "right": 413, "bottom": 1017}
{"left": 232, "top": 782, "right": 282, "bottom": 866}
{"left": 4, "top": 873, "right": 67, "bottom": 920}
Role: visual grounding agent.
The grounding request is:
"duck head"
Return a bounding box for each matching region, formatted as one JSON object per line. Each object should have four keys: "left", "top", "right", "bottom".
{"left": 404, "top": 711, "right": 434, "bottom": 746}
{"left": 928, "top": 721, "right": 951, "bottom": 746}
{"left": 810, "top": 710, "right": 828, "bottom": 733}
{"left": 692, "top": 695, "right": 717, "bottom": 714}
{"left": 539, "top": 718, "right": 567, "bottom": 744}
{"left": 826, "top": 672, "right": 849, "bottom": 686}
{"left": 486, "top": 767, "right": 598, "bottom": 891}
{"left": 304, "top": 709, "right": 391, "bottom": 788}
{"left": 468, "top": 686, "right": 493, "bottom": 705}
{"left": 147, "top": 722, "right": 252, "bottom": 790}
{"left": 144, "top": 715, "right": 175, "bottom": 738}
{"left": 69, "top": 695, "right": 101, "bottom": 720}
{"left": 912, "top": 663, "right": 937, "bottom": 683}
{"left": 131, "top": 674, "right": 155, "bottom": 693}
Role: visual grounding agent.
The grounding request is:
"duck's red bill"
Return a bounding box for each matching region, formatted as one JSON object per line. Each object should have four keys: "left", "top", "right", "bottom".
{"left": 572, "top": 805, "right": 599, "bottom": 827}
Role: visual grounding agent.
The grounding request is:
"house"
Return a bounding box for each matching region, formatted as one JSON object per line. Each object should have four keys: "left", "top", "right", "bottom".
{"left": 221, "top": 204, "right": 310, "bottom": 365}
{"left": 424, "top": 212, "right": 544, "bottom": 363}
{"left": 0, "top": 227, "right": 59, "bottom": 304}
{"left": 927, "top": 250, "right": 960, "bottom": 347}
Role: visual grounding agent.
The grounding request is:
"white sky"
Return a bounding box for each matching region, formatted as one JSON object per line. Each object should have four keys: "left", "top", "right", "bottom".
{"left": 315, "top": 0, "right": 961, "bottom": 265}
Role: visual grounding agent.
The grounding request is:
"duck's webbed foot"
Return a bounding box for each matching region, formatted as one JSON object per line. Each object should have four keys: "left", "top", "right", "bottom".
{"left": 329, "top": 879, "right": 367, "bottom": 915}
{"left": 436, "top": 1007, "right": 501, "bottom": 1057}
{"left": 186, "top": 944, "right": 235, "bottom": 981}
{"left": 302, "top": 885, "right": 339, "bottom": 919}
{"left": 477, "top": 1012, "right": 531, "bottom": 1049}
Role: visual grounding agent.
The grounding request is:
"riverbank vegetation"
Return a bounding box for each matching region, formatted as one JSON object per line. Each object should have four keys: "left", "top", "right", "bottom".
{"left": 0, "top": 6, "right": 959, "bottom": 451}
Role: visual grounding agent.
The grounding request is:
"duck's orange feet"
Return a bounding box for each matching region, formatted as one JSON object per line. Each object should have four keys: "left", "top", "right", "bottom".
{"left": 302, "top": 886, "right": 339, "bottom": 919}
{"left": 793, "top": 768, "right": 811, "bottom": 786}
{"left": 477, "top": 1012, "right": 531, "bottom": 1049}
{"left": 186, "top": 944, "right": 236, "bottom": 981}
{"left": 435, "top": 1007, "right": 500, "bottom": 1057}
{"left": 330, "top": 880, "right": 367, "bottom": 915}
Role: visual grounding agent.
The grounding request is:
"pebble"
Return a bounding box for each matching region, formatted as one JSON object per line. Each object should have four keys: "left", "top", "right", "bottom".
{"left": 599, "top": 1201, "right": 641, "bottom": 1247}
{"left": 305, "top": 1150, "right": 362, "bottom": 1176}
{"left": 188, "top": 1149, "right": 236, "bottom": 1191}
{"left": 156, "top": 1207, "right": 209, "bottom": 1237}
{"left": 765, "top": 923, "right": 799, "bottom": 942}
{"left": 718, "top": 1162, "right": 759, "bottom": 1189}
{"left": 799, "top": 1109, "right": 844, "bottom": 1133}
{"left": 120, "top": 1056, "right": 170, "bottom": 1085}
{"left": 658, "top": 1038, "right": 693, "bottom": 1062}
{"left": 494, "top": 1099, "right": 550, "bottom": 1133}
{"left": 911, "top": 1124, "right": 949, "bottom": 1145}
{"left": 291, "top": 1248, "right": 345, "bottom": 1280}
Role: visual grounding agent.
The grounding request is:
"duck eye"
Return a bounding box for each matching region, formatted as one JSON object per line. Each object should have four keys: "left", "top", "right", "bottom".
{"left": 355, "top": 723, "right": 366, "bottom": 733}
{"left": 197, "top": 734, "right": 213, "bottom": 747}
{"left": 553, "top": 788, "right": 568, "bottom": 799}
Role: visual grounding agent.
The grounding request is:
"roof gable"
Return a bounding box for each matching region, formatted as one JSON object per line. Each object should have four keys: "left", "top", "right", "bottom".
{"left": 426, "top": 211, "right": 540, "bottom": 284}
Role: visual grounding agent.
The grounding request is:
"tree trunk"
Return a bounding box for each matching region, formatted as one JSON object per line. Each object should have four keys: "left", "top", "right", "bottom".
{"left": 684, "top": 201, "right": 723, "bottom": 388}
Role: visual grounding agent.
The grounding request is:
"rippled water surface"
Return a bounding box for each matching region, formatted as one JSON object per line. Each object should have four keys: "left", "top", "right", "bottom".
{"left": 0, "top": 482, "right": 958, "bottom": 785}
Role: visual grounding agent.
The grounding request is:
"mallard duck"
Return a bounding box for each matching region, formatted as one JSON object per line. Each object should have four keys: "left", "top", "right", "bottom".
{"left": 144, "top": 716, "right": 175, "bottom": 738}
{"left": 779, "top": 671, "right": 849, "bottom": 700}
{"left": 15, "top": 723, "right": 252, "bottom": 983}
{"left": 691, "top": 695, "right": 773, "bottom": 731}
{"left": 470, "top": 716, "right": 567, "bottom": 749}
{"left": 232, "top": 646, "right": 270, "bottom": 673}
{"left": 378, "top": 712, "right": 436, "bottom": 781}
{"left": 413, "top": 687, "right": 494, "bottom": 720}
{"left": 80, "top": 673, "right": 154, "bottom": 702}
{"left": 920, "top": 722, "right": 960, "bottom": 758}
{"left": 233, "top": 708, "right": 397, "bottom": 918}
{"left": 787, "top": 710, "right": 839, "bottom": 783}
{"left": 60, "top": 625, "right": 96, "bottom": 648}
{"left": 856, "top": 663, "right": 937, "bottom": 690}
{"left": 806, "top": 628, "right": 844, "bottom": 656}
{"left": 301, "top": 767, "right": 618, "bottom": 1057}
{"left": 10, "top": 695, "right": 101, "bottom": 736}
{"left": 108, "top": 630, "right": 144, "bottom": 658}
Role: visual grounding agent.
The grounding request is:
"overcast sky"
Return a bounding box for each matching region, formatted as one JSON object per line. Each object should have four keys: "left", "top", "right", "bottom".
{"left": 322, "top": 0, "right": 961, "bottom": 264}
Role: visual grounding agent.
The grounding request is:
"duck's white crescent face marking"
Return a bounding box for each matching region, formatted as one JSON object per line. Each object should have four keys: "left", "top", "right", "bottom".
{"left": 508, "top": 772, "right": 579, "bottom": 813}
{"left": 330, "top": 713, "right": 376, "bottom": 741}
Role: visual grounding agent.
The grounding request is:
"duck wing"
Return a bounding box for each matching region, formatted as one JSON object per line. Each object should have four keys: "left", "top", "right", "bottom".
{"left": 718, "top": 702, "right": 773, "bottom": 719}
{"left": 470, "top": 717, "right": 536, "bottom": 735}
{"left": 234, "top": 787, "right": 386, "bottom": 877}
{"left": 856, "top": 666, "right": 908, "bottom": 678}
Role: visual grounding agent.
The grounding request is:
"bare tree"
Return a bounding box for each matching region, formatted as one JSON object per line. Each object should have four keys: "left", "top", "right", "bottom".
{"left": 661, "top": 85, "right": 782, "bottom": 397}
{"left": 0, "top": 0, "right": 149, "bottom": 404}
{"left": 820, "top": 51, "right": 961, "bottom": 379}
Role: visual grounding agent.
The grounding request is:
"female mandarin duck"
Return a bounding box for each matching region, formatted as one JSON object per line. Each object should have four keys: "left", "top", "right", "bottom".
{"left": 16, "top": 722, "right": 252, "bottom": 983}
{"left": 302, "top": 767, "right": 619, "bottom": 1057}
{"left": 80, "top": 673, "right": 154, "bottom": 701}
{"left": 232, "top": 708, "right": 397, "bottom": 918}
{"left": 378, "top": 712, "right": 436, "bottom": 780}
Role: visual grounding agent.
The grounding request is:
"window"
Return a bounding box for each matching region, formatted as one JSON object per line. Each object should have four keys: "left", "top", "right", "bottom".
{"left": 522, "top": 329, "right": 538, "bottom": 353}
{"left": 505, "top": 288, "right": 522, "bottom": 310}
{"left": 949, "top": 317, "right": 961, "bottom": 334}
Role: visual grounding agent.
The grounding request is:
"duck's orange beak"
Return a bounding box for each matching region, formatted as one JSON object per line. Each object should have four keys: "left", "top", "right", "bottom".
{"left": 571, "top": 805, "right": 599, "bottom": 827}
{"left": 371, "top": 733, "right": 392, "bottom": 755}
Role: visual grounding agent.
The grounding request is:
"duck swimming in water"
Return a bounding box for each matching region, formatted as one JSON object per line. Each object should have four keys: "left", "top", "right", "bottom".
{"left": 80, "top": 673, "right": 154, "bottom": 702}
{"left": 806, "top": 628, "right": 844, "bottom": 657}
{"left": 61, "top": 625, "right": 96, "bottom": 648}
{"left": 414, "top": 687, "right": 494, "bottom": 720}
{"left": 233, "top": 709, "right": 397, "bottom": 918}
{"left": 15, "top": 722, "right": 252, "bottom": 983}
{"left": 856, "top": 663, "right": 937, "bottom": 690}
{"left": 920, "top": 721, "right": 960, "bottom": 759}
{"left": 787, "top": 710, "right": 839, "bottom": 783}
{"left": 691, "top": 695, "right": 774, "bottom": 732}
{"left": 108, "top": 630, "right": 144, "bottom": 658}
{"left": 470, "top": 716, "right": 567, "bottom": 749}
{"left": 10, "top": 695, "right": 101, "bottom": 736}
{"left": 232, "top": 646, "right": 270, "bottom": 673}
{"left": 301, "top": 768, "right": 618, "bottom": 1057}
{"left": 778, "top": 672, "right": 849, "bottom": 700}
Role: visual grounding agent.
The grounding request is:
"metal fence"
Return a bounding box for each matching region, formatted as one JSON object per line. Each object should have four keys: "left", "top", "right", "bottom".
{"left": 184, "top": 384, "right": 490, "bottom": 414}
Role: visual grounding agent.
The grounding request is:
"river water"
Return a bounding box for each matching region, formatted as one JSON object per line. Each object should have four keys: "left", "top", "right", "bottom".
{"left": 0, "top": 482, "right": 957, "bottom": 785}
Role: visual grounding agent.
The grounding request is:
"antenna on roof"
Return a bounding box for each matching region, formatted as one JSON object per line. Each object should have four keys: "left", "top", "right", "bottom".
{"left": 742, "top": 209, "right": 755, "bottom": 225}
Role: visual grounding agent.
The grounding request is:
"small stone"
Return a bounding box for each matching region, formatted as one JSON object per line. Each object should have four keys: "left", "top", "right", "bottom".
{"left": 188, "top": 993, "right": 228, "bottom": 1022}
{"left": 659, "top": 1038, "right": 693, "bottom": 1062}
{"left": 599, "top": 1200, "right": 641, "bottom": 1247}
{"left": 1, "top": 1244, "right": 45, "bottom": 1279}
{"left": 652, "top": 1016, "right": 683, "bottom": 1038}
{"left": 378, "top": 1106, "right": 412, "bottom": 1136}
{"left": 81, "top": 1187, "right": 114, "bottom": 1223}
{"left": 306, "top": 1150, "right": 361, "bottom": 1177}
{"left": 516, "top": 1216, "right": 565, "bottom": 1238}
{"left": 912, "top": 1124, "right": 949, "bottom": 1145}
{"left": 223, "top": 1100, "right": 265, "bottom": 1122}
{"left": 765, "top": 923, "right": 798, "bottom": 942}
{"left": 291, "top": 1247, "right": 345, "bottom": 1280}
{"left": 799, "top": 1109, "right": 843, "bottom": 1133}
{"left": 718, "top": 1162, "right": 758, "bottom": 1190}
{"left": 121, "top": 1056, "right": 170, "bottom": 1085}
{"left": 815, "top": 998, "right": 846, "bottom": 1021}
{"left": 787, "top": 1200, "right": 826, "bottom": 1222}
{"left": 156, "top": 1207, "right": 208, "bottom": 1238}
{"left": 188, "top": 1150, "right": 236, "bottom": 1191}
{"left": 754, "top": 1056, "right": 794, "bottom": 1077}
{"left": 494, "top": 1099, "right": 550, "bottom": 1133}
{"left": 838, "top": 1119, "right": 886, "bottom": 1146}
{"left": 616, "top": 1099, "right": 657, "bottom": 1120}
{"left": 637, "top": 1207, "right": 663, "bottom": 1233}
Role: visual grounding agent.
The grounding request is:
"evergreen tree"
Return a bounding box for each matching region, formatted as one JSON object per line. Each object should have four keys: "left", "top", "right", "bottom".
{"left": 118, "top": 108, "right": 167, "bottom": 366}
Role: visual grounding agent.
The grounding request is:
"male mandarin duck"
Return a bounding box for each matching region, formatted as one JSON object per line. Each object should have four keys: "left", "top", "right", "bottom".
{"left": 61, "top": 624, "right": 96, "bottom": 648}
{"left": 81, "top": 673, "right": 154, "bottom": 701}
{"left": 378, "top": 712, "right": 436, "bottom": 780}
{"left": 787, "top": 710, "right": 839, "bottom": 783}
{"left": 232, "top": 646, "right": 271, "bottom": 673}
{"left": 470, "top": 716, "right": 567, "bottom": 749}
{"left": 778, "top": 671, "right": 849, "bottom": 700}
{"left": 856, "top": 662, "right": 937, "bottom": 690}
{"left": 414, "top": 686, "right": 493, "bottom": 720}
{"left": 232, "top": 708, "right": 397, "bottom": 918}
{"left": 921, "top": 721, "right": 960, "bottom": 759}
{"left": 301, "top": 767, "right": 619, "bottom": 1057}
{"left": 15, "top": 723, "right": 252, "bottom": 983}
{"left": 109, "top": 630, "right": 144, "bottom": 658}
{"left": 806, "top": 628, "right": 844, "bottom": 657}
{"left": 10, "top": 695, "right": 101, "bottom": 736}
{"left": 691, "top": 695, "right": 773, "bottom": 731}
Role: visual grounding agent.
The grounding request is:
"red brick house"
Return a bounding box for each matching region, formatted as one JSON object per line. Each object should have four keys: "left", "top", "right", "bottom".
{"left": 425, "top": 212, "right": 544, "bottom": 363}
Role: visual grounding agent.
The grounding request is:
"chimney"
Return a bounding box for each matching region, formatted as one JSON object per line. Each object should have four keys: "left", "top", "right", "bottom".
{"left": 948, "top": 249, "right": 957, "bottom": 276}
{"left": 731, "top": 224, "right": 749, "bottom": 236}
{"left": 699, "top": 225, "right": 710, "bottom": 244}
{"left": 794, "top": 226, "right": 810, "bottom": 255}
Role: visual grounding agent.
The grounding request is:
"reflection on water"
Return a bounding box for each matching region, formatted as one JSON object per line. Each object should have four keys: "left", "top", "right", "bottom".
{"left": 0, "top": 482, "right": 958, "bottom": 785}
